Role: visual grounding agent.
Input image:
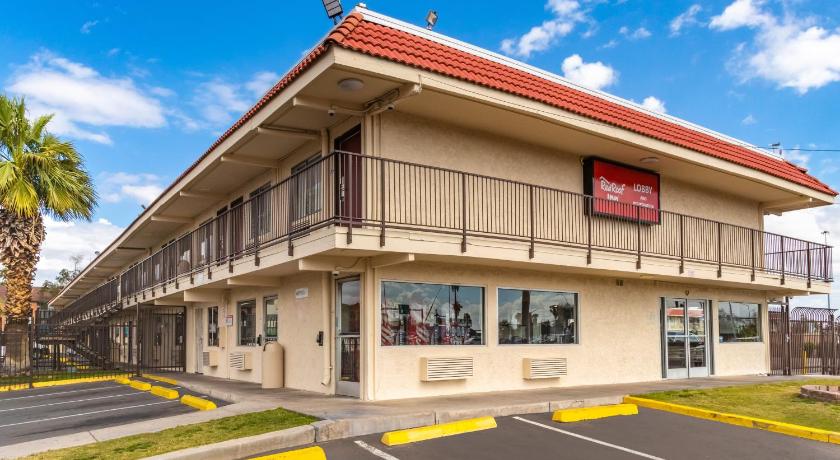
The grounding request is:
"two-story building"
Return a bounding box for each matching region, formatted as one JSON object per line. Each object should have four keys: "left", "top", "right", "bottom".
{"left": 49, "top": 7, "right": 834, "bottom": 401}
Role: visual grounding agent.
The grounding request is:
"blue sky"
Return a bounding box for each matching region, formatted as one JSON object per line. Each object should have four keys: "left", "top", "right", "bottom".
{"left": 2, "top": 0, "right": 840, "bottom": 292}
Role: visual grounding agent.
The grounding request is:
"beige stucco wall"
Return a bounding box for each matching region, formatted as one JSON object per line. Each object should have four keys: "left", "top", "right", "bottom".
{"left": 370, "top": 261, "right": 767, "bottom": 400}
{"left": 377, "top": 111, "right": 762, "bottom": 229}
{"left": 183, "top": 271, "right": 328, "bottom": 393}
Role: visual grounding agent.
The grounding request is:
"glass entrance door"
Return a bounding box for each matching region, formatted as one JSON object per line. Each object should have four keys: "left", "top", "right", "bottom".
{"left": 663, "top": 298, "right": 709, "bottom": 379}
{"left": 336, "top": 278, "right": 361, "bottom": 397}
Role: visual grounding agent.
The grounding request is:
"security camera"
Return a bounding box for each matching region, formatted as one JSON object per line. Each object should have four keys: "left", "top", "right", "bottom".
{"left": 331, "top": 270, "right": 340, "bottom": 277}
{"left": 386, "top": 103, "right": 395, "bottom": 111}
{"left": 328, "top": 106, "right": 336, "bottom": 117}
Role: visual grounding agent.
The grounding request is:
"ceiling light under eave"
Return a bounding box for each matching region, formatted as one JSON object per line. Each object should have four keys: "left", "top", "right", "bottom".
{"left": 640, "top": 156, "right": 659, "bottom": 164}
{"left": 337, "top": 78, "right": 365, "bottom": 91}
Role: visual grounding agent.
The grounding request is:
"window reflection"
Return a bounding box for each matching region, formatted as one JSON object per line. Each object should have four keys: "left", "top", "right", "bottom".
{"left": 719, "top": 302, "right": 761, "bottom": 342}
{"left": 498, "top": 289, "right": 577, "bottom": 344}
{"left": 381, "top": 282, "right": 483, "bottom": 346}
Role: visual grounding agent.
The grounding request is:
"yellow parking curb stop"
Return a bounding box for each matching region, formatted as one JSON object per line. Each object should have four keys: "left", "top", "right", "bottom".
{"left": 114, "top": 377, "right": 131, "bottom": 385}
{"left": 181, "top": 394, "right": 217, "bottom": 411}
{"left": 381, "top": 416, "right": 497, "bottom": 446}
{"left": 143, "top": 374, "right": 178, "bottom": 385}
{"left": 249, "top": 446, "right": 326, "bottom": 460}
{"left": 150, "top": 385, "right": 180, "bottom": 400}
{"left": 624, "top": 396, "right": 840, "bottom": 445}
{"left": 129, "top": 380, "right": 152, "bottom": 391}
{"left": 552, "top": 403, "right": 638, "bottom": 423}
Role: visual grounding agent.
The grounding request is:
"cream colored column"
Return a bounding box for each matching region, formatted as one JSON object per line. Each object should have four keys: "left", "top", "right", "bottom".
{"left": 363, "top": 261, "right": 377, "bottom": 400}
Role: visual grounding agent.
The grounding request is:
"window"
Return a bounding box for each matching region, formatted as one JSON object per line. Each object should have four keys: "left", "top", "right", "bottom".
{"left": 249, "top": 182, "right": 271, "bottom": 237}
{"left": 291, "top": 154, "right": 322, "bottom": 219}
{"left": 719, "top": 302, "right": 761, "bottom": 343}
{"left": 498, "top": 289, "right": 578, "bottom": 344}
{"left": 381, "top": 281, "right": 483, "bottom": 346}
{"left": 207, "top": 306, "right": 219, "bottom": 347}
{"left": 264, "top": 296, "right": 278, "bottom": 342}
{"left": 238, "top": 300, "right": 257, "bottom": 346}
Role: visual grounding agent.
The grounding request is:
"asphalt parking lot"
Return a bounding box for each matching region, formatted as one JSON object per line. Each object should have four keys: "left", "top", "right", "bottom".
{"left": 258, "top": 408, "right": 840, "bottom": 460}
{"left": 0, "top": 378, "right": 224, "bottom": 447}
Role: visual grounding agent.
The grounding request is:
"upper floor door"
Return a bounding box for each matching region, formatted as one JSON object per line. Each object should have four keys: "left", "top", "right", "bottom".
{"left": 334, "top": 126, "right": 362, "bottom": 224}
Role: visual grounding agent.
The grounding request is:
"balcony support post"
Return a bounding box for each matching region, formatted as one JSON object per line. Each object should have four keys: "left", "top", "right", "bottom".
{"left": 750, "top": 229, "right": 756, "bottom": 281}
{"left": 636, "top": 206, "right": 642, "bottom": 270}
{"left": 807, "top": 241, "right": 812, "bottom": 288}
{"left": 380, "top": 162, "right": 386, "bottom": 247}
{"left": 679, "top": 215, "right": 684, "bottom": 274}
{"left": 529, "top": 185, "right": 535, "bottom": 259}
{"left": 461, "top": 173, "right": 467, "bottom": 253}
{"left": 716, "top": 222, "right": 722, "bottom": 278}
{"left": 586, "top": 196, "right": 592, "bottom": 264}
{"left": 780, "top": 237, "right": 786, "bottom": 285}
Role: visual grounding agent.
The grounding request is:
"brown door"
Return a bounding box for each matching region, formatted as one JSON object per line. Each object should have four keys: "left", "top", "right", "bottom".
{"left": 334, "top": 126, "right": 362, "bottom": 224}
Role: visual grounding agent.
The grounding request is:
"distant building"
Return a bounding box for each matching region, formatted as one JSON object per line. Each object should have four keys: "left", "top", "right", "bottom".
{"left": 0, "top": 286, "right": 54, "bottom": 330}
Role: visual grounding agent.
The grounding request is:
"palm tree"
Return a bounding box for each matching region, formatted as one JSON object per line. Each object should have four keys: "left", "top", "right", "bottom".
{"left": 0, "top": 95, "right": 96, "bottom": 327}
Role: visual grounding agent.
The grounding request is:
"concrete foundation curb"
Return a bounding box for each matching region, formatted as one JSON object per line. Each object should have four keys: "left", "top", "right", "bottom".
{"left": 625, "top": 396, "right": 840, "bottom": 445}
{"left": 146, "top": 425, "right": 315, "bottom": 460}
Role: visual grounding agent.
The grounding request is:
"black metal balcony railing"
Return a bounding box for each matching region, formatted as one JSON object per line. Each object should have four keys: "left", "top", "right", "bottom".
{"left": 53, "top": 151, "right": 833, "bottom": 325}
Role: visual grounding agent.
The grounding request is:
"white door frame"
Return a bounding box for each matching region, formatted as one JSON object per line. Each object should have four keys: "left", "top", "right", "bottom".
{"left": 335, "top": 277, "right": 361, "bottom": 397}
{"left": 663, "top": 298, "right": 710, "bottom": 379}
{"left": 194, "top": 308, "right": 203, "bottom": 374}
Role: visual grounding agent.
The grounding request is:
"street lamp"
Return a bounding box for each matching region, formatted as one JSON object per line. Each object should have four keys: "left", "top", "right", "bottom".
{"left": 823, "top": 230, "right": 831, "bottom": 308}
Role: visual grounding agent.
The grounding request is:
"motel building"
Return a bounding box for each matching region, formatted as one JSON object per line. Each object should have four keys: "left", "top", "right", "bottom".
{"left": 49, "top": 7, "right": 835, "bottom": 401}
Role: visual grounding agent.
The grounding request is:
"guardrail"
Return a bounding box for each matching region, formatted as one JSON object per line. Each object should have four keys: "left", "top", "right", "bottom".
{"left": 53, "top": 151, "right": 833, "bottom": 325}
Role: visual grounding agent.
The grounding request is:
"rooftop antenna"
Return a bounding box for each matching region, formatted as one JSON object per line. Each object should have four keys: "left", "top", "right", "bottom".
{"left": 425, "top": 10, "right": 438, "bottom": 30}
{"left": 322, "top": 0, "right": 344, "bottom": 24}
{"left": 770, "top": 142, "right": 781, "bottom": 157}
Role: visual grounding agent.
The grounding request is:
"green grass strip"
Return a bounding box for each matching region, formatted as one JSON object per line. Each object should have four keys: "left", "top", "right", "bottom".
{"left": 24, "top": 407, "right": 317, "bottom": 460}
{"left": 638, "top": 378, "right": 840, "bottom": 432}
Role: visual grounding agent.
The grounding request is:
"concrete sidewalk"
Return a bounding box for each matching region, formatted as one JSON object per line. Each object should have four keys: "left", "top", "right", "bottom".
{"left": 4, "top": 373, "right": 836, "bottom": 458}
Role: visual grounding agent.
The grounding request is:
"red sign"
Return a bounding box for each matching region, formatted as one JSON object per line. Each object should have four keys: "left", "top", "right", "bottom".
{"left": 583, "top": 158, "right": 660, "bottom": 223}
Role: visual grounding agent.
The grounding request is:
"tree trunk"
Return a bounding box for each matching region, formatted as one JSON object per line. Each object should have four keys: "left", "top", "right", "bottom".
{"left": 0, "top": 209, "right": 45, "bottom": 320}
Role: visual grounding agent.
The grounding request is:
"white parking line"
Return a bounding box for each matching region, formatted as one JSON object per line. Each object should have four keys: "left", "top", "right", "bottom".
{"left": 513, "top": 416, "right": 666, "bottom": 460}
{"left": 0, "top": 385, "right": 121, "bottom": 402}
{"left": 0, "top": 392, "right": 145, "bottom": 413}
{"left": 0, "top": 401, "right": 175, "bottom": 429}
{"left": 354, "top": 440, "right": 400, "bottom": 460}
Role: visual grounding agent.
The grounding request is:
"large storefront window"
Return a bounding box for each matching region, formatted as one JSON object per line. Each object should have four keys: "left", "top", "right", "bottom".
{"left": 498, "top": 289, "right": 578, "bottom": 344}
{"left": 381, "top": 281, "right": 483, "bottom": 346}
{"left": 719, "top": 301, "right": 761, "bottom": 343}
{"left": 238, "top": 300, "right": 257, "bottom": 346}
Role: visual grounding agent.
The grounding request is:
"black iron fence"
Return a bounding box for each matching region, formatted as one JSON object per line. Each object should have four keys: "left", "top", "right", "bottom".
{"left": 1, "top": 308, "right": 184, "bottom": 389}
{"left": 54, "top": 152, "right": 833, "bottom": 326}
{"left": 770, "top": 305, "right": 839, "bottom": 375}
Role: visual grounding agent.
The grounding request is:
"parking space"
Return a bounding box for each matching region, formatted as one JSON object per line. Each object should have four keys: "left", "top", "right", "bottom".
{"left": 0, "top": 378, "right": 225, "bottom": 446}
{"left": 258, "top": 408, "right": 840, "bottom": 459}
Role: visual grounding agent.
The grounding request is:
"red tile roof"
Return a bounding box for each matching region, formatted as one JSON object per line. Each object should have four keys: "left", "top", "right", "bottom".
{"left": 322, "top": 13, "right": 835, "bottom": 196}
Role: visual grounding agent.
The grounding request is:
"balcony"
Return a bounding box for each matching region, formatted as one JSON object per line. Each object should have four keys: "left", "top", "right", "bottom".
{"left": 53, "top": 151, "right": 833, "bottom": 325}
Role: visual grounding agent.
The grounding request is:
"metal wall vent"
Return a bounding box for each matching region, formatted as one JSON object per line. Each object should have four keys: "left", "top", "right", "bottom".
{"left": 229, "top": 351, "right": 253, "bottom": 370}
{"left": 523, "top": 357, "right": 567, "bottom": 379}
{"left": 421, "top": 357, "right": 474, "bottom": 381}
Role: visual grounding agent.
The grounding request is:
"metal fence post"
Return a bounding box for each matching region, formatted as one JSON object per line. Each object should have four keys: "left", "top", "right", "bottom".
{"left": 636, "top": 206, "right": 642, "bottom": 269}
{"left": 716, "top": 222, "right": 722, "bottom": 278}
{"left": 806, "top": 241, "right": 812, "bottom": 288}
{"left": 28, "top": 322, "right": 35, "bottom": 388}
{"left": 750, "top": 229, "right": 756, "bottom": 281}
{"left": 380, "top": 160, "right": 386, "bottom": 247}
{"left": 780, "top": 237, "right": 786, "bottom": 285}
{"left": 461, "top": 172, "right": 467, "bottom": 253}
{"left": 586, "top": 196, "right": 592, "bottom": 264}
{"left": 529, "top": 185, "right": 535, "bottom": 259}
{"left": 679, "top": 215, "right": 684, "bottom": 274}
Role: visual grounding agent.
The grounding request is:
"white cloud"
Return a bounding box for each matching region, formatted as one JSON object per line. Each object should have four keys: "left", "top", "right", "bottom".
{"left": 709, "top": 0, "right": 772, "bottom": 31}
{"left": 764, "top": 205, "right": 840, "bottom": 307}
{"left": 670, "top": 4, "right": 702, "bottom": 36}
{"left": 36, "top": 216, "right": 124, "bottom": 283}
{"left": 80, "top": 20, "right": 99, "bottom": 34}
{"left": 245, "top": 71, "right": 279, "bottom": 97}
{"left": 711, "top": 0, "right": 840, "bottom": 93}
{"left": 600, "top": 39, "right": 619, "bottom": 49}
{"left": 741, "top": 114, "right": 757, "bottom": 125}
{"left": 99, "top": 172, "right": 166, "bottom": 205}
{"left": 561, "top": 54, "right": 618, "bottom": 90}
{"left": 500, "top": 1, "right": 587, "bottom": 58}
{"left": 620, "top": 26, "right": 652, "bottom": 40}
{"left": 189, "top": 71, "right": 280, "bottom": 127}
{"left": 6, "top": 51, "right": 166, "bottom": 144}
{"left": 782, "top": 147, "right": 809, "bottom": 167}
{"left": 640, "top": 96, "right": 667, "bottom": 114}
